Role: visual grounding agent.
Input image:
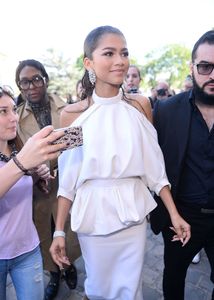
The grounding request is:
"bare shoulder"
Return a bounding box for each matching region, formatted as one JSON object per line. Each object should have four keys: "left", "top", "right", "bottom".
{"left": 60, "top": 100, "right": 89, "bottom": 127}
{"left": 126, "top": 94, "right": 153, "bottom": 123}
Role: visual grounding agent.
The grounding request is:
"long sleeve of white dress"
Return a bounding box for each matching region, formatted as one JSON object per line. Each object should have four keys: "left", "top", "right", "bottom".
{"left": 57, "top": 90, "right": 170, "bottom": 235}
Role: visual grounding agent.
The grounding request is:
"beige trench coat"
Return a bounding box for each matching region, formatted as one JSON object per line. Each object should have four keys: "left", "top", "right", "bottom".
{"left": 17, "top": 94, "right": 81, "bottom": 272}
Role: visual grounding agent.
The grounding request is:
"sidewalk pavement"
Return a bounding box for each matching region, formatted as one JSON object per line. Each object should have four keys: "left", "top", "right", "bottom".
{"left": 6, "top": 225, "right": 213, "bottom": 300}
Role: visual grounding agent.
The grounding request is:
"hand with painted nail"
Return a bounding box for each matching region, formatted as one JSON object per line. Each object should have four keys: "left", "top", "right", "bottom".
{"left": 49, "top": 236, "right": 71, "bottom": 269}
{"left": 169, "top": 214, "right": 191, "bottom": 246}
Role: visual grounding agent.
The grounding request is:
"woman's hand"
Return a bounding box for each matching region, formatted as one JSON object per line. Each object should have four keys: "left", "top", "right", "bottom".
{"left": 33, "top": 164, "right": 55, "bottom": 194}
{"left": 17, "top": 125, "right": 68, "bottom": 170}
{"left": 159, "top": 186, "right": 191, "bottom": 246}
{"left": 49, "top": 237, "right": 71, "bottom": 269}
{"left": 35, "top": 164, "right": 53, "bottom": 180}
{"left": 170, "top": 214, "right": 191, "bottom": 246}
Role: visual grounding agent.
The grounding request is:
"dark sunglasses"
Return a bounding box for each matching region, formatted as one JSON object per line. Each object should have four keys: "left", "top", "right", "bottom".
{"left": 18, "top": 74, "right": 46, "bottom": 90}
{"left": 194, "top": 63, "right": 214, "bottom": 75}
{"left": 0, "top": 85, "right": 15, "bottom": 99}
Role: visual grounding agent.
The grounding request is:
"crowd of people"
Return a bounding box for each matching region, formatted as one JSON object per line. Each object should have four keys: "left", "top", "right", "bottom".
{"left": 0, "top": 26, "right": 214, "bottom": 300}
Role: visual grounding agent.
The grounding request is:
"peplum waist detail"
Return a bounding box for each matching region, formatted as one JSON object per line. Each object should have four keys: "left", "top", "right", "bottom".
{"left": 70, "top": 177, "right": 157, "bottom": 235}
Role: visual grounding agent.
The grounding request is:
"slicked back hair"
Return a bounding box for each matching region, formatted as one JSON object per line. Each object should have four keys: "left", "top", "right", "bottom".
{"left": 81, "top": 25, "right": 126, "bottom": 100}
{"left": 192, "top": 30, "right": 214, "bottom": 62}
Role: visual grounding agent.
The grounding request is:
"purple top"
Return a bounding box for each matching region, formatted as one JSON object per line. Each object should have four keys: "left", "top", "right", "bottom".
{"left": 0, "top": 161, "right": 39, "bottom": 259}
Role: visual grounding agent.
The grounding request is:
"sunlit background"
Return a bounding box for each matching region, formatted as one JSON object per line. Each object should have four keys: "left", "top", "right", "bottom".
{"left": 0, "top": 0, "right": 213, "bottom": 93}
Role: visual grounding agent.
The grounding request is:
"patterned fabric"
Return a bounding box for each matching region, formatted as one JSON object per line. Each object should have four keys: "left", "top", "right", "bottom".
{"left": 29, "top": 101, "right": 52, "bottom": 129}
{"left": 0, "top": 143, "right": 17, "bottom": 162}
{"left": 52, "top": 126, "right": 83, "bottom": 150}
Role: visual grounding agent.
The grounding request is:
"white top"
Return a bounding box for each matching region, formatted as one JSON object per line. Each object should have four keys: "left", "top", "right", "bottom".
{"left": 58, "top": 89, "right": 170, "bottom": 235}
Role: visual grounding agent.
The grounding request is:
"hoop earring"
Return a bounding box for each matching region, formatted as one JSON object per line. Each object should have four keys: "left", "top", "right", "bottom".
{"left": 88, "top": 70, "right": 96, "bottom": 85}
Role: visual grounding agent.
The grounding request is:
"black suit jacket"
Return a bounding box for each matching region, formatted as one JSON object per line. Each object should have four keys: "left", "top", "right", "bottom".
{"left": 150, "top": 91, "right": 192, "bottom": 234}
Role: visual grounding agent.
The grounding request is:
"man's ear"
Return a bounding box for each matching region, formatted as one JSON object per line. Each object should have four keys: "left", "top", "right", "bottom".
{"left": 190, "top": 62, "right": 194, "bottom": 76}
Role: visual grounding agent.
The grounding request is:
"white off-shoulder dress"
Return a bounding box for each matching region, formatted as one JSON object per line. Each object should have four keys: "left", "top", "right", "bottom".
{"left": 58, "top": 90, "right": 170, "bottom": 300}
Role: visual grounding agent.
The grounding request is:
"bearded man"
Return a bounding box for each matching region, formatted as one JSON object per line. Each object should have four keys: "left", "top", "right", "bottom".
{"left": 150, "top": 30, "right": 214, "bottom": 300}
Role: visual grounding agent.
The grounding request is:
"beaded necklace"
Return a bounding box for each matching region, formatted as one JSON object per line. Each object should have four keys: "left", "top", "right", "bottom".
{"left": 0, "top": 143, "right": 18, "bottom": 162}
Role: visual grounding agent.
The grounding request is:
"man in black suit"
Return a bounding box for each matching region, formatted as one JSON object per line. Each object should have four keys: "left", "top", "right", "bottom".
{"left": 150, "top": 30, "right": 214, "bottom": 300}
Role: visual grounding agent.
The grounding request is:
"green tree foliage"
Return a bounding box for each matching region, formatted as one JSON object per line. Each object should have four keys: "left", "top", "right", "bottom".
{"left": 41, "top": 44, "right": 192, "bottom": 98}
{"left": 41, "top": 49, "right": 82, "bottom": 101}
{"left": 141, "top": 44, "right": 191, "bottom": 89}
{"left": 75, "top": 54, "right": 84, "bottom": 72}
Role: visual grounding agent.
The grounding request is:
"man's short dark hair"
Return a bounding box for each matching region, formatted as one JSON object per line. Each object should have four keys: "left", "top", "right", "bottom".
{"left": 192, "top": 30, "right": 214, "bottom": 62}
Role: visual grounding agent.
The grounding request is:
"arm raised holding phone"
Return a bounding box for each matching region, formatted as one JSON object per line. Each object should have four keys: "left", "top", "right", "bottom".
{"left": 51, "top": 126, "right": 83, "bottom": 150}
{"left": 0, "top": 125, "right": 67, "bottom": 197}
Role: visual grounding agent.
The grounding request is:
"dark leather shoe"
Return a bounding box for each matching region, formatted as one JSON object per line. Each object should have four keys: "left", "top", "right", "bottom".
{"left": 44, "top": 272, "right": 60, "bottom": 300}
{"left": 64, "top": 264, "right": 78, "bottom": 289}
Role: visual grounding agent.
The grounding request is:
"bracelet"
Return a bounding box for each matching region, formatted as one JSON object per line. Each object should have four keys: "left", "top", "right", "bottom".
{"left": 13, "top": 156, "right": 33, "bottom": 176}
{"left": 53, "top": 230, "right": 65, "bottom": 239}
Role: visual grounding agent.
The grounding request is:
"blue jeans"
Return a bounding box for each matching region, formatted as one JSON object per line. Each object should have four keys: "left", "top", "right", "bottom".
{"left": 0, "top": 246, "right": 44, "bottom": 300}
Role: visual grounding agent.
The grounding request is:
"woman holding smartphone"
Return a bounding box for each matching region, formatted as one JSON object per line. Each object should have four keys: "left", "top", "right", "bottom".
{"left": 0, "top": 86, "right": 66, "bottom": 300}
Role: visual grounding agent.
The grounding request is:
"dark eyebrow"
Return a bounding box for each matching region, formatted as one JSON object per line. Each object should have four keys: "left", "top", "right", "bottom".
{"left": 19, "top": 74, "right": 41, "bottom": 80}
{"left": 101, "top": 47, "right": 116, "bottom": 51}
{"left": 19, "top": 77, "right": 29, "bottom": 81}
{"left": 198, "top": 60, "right": 213, "bottom": 64}
{"left": 0, "top": 103, "right": 16, "bottom": 108}
{"left": 101, "top": 47, "right": 128, "bottom": 51}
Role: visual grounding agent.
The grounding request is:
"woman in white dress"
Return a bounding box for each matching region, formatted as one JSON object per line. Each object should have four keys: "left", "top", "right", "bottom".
{"left": 50, "top": 25, "right": 191, "bottom": 300}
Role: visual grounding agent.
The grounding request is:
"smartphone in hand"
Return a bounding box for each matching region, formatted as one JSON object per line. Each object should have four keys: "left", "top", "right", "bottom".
{"left": 51, "top": 126, "right": 83, "bottom": 150}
